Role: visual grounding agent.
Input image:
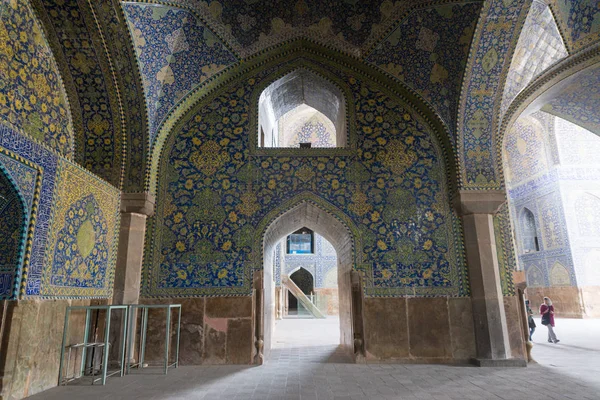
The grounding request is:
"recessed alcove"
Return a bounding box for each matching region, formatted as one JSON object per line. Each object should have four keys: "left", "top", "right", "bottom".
{"left": 258, "top": 69, "right": 346, "bottom": 148}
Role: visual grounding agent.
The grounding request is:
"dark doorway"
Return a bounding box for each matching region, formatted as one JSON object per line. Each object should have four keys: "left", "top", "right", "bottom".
{"left": 288, "top": 267, "right": 314, "bottom": 314}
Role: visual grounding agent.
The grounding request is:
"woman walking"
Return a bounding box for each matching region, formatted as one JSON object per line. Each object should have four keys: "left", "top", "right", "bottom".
{"left": 540, "top": 297, "right": 560, "bottom": 343}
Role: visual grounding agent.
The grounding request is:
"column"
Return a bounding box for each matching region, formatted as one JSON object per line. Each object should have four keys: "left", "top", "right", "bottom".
{"left": 456, "top": 190, "right": 520, "bottom": 366}
{"left": 113, "top": 192, "right": 155, "bottom": 305}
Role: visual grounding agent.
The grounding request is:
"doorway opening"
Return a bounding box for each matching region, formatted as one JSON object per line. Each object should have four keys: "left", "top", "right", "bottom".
{"left": 287, "top": 267, "right": 314, "bottom": 316}
{"left": 261, "top": 200, "right": 355, "bottom": 363}
{"left": 277, "top": 228, "right": 339, "bottom": 319}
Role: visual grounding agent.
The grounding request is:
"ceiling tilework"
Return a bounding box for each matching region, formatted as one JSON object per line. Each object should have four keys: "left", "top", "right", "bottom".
{"left": 34, "top": 0, "right": 123, "bottom": 187}
{"left": 458, "top": 0, "right": 530, "bottom": 189}
{"left": 365, "top": 2, "right": 482, "bottom": 136}
{"left": 541, "top": 64, "right": 600, "bottom": 136}
{"left": 122, "top": 2, "right": 238, "bottom": 145}
{"left": 548, "top": 0, "right": 600, "bottom": 51}
{"left": 90, "top": 0, "right": 149, "bottom": 192}
{"left": 135, "top": 0, "right": 446, "bottom": 58}
{"left": 0, "top": 0, "right": 73, "bottom": 156}
{"left": 501, "top": 0, "right": 567, "bottom": 115}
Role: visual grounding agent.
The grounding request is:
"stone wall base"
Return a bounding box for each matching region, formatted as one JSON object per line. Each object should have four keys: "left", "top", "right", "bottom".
{"left": 362, "top": 296, "right": 526, "bottom": 363}
{"left": 526, "top": 286, "right": 600, "bottom": 318}
{"left": 137, "top": 297, "right": 254, "bottom": 365}
{"left": 0, "top": 299, "right": 107, "bottom": 400}
{"left": 314, "top": 288, "right": 338, "bottom": 316}
{"left": 135, "top": 295, "right": 527, "bottom": 366}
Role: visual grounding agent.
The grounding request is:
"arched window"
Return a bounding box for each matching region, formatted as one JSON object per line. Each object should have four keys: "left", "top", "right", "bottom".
{"left": 521, "top": 208, "right": 539, "bottom": 253}
{"left": 258, "top": 69, "right": 346, "bottom": 148}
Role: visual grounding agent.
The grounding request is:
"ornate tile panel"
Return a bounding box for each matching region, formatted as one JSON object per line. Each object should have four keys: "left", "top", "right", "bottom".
{"left": 0, "top": 123, "right": 58, "bottom": 297}
{"left": 33, "top": 0, "right": 123, "bottom": 186}
{"left": 122, "top": 2, "right": 238, "bottom": 144}
{"left": 90, "top": 0, "right": 149, "bottom": 192}
{"left": 133, "top": 0, "right": 459, "bottom": 58}
{"left": 40, "top": 160, "right": 120, "bottom": 298}
{"left": 458, "top": 0, "right": 530, "bottom": 189}
{"left": 0, "top": 0, "right": 73, "bottom": 156}
{"left": 365, "top": 2, "right": 482, "bottom": 137}
{"left": 145, "top": 58, "right": 466, "bottom": 298}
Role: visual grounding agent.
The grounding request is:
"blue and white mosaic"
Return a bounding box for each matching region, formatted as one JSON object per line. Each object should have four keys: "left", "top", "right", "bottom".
{"left": 122, "top": 2, "right": 238, "bottom": 144}
{"left": 276, "top": 234, "right": 337, "bottom": 289}
{"left": 0, "top": 124, "right": 58, "bottom": 297}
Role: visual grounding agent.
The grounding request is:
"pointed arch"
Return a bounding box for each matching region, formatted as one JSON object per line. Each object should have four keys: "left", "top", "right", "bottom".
{"left": 258, "top": 191, "right": 359, "bottom": 360}
{"left": 498, "top": 48, "right": 600, "bottom": 190}
{"left": 255, "top": 191, "right": 360, "bottom": 268}
{"left": 549, "top": 261, "right": 571, "bottom": 286}
{"left": 520, "top": 207, "right": 540, "bottom": 253}
{"left": 257, "top": 68, "right": 347, "bottom": 148}
{"left": 148, "top": 40, "right": 457, "bottom": 195}
{"left": 0, "top": 164, "right": 29, "bottom": 300}
{"left": 289, "top": 267, "right": 314, "bottom": 294}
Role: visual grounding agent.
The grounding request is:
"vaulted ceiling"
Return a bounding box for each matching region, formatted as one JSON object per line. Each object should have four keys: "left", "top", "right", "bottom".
{"left": 14, "top": 0, "right": 600, "bottom": 191}
{"left": 541, "top": 63, "right": 600, "bottom": 136}
{"left": 121, "top": 0, "right": 484, "bottom": 143}
{"left": 126, "top": 0, "right": 470, "bottom": 58}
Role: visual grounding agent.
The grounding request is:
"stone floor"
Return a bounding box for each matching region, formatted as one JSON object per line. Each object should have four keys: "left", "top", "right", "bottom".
{"left": 29, "top": 317, "right": 600, "bottom": 400}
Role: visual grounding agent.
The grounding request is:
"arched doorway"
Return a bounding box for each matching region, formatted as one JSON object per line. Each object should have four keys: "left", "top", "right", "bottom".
{"left": 259, "top": 197, "right": 359, "bottom": 362}
{"left": 288, "top": 267, "right": 314, "bottom": 315}
{"left": 0, "top": 165, "right": 28, "bottom": 300}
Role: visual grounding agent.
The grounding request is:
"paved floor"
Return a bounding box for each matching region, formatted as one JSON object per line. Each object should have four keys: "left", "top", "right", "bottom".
{"left": 530, "top": 317, "right": 600, "bottom": 386}
{"left": 29, "top": 317, "right": 600, "bottom": 400}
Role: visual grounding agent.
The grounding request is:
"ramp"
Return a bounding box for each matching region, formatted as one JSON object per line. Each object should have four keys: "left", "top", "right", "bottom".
{"left": 282, "top": 275, "right": 326, "bottom": 319}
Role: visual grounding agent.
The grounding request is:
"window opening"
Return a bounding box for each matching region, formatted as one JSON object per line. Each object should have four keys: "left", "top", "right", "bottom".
{"left": 287, "top": 227, "right": 314, "bottom": 254}
{"left": 522, "top": 208, "right": 539, "bottom": 253}
{"left": 258, "top": 69, "right": 346, "bottom": 148}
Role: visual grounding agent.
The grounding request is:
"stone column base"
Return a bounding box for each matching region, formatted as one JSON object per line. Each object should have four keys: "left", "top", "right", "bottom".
{"left": 471, "top": 358, "right": 527, "bottom": 367}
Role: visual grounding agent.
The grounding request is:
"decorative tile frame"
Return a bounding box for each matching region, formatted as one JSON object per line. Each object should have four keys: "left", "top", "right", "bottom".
{"left": 40, "top": 160, "right": 121, "bottom": 298}
{"left": 0, "top": 123, "right": 58, "bottom": 297}
{"left": 0, "top": 122, "right": 121, "bottom": 299}
{"left": 144, "top": 43, "right": 468, "bottom": 298}
{"left": 0, "top": 160, "right": 33, "bottom": 299}
{"left": 458, "top": 0, "right": 531, "bottom": 189}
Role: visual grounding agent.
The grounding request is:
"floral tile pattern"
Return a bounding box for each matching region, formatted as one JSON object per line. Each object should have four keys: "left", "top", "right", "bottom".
{"left": 459, "top": 0, "right": 530, "bottom": 189}
{"left": 366, "top": 2, "right": 482, "bottom": 137}
{"left": 0, "top": 0, "right": 73, "bottom": 156}
{"left": 548, "top": 0, "right": 600, "bottom": 51}
{"left": 122, "top": 2, "right": 238, "bottom": 145}
{"left": 145, "top": 57, "right": 466, "bottom": 298}
{"left": 41, "top": 159, "right": 120, "bottom": 298}
{"left": 0, "top": 122, "right": 121, "bottom": 299}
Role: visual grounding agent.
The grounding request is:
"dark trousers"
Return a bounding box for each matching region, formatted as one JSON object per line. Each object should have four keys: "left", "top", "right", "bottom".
{"left": 529, "top": 326, "right": 535, "bottom": 341}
